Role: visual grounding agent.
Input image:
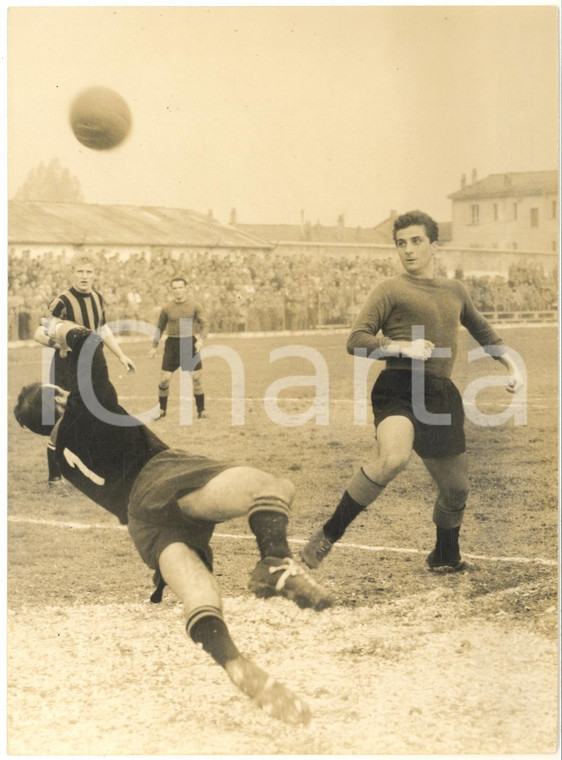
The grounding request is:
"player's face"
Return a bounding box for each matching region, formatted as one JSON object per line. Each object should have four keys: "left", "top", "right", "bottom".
{"left": 171, "top": 281, "right": 187, "bottom": 302}
{"left": 394, "top": 225, "right": 436, "bottom": 278}
{"left": 72, "top": 264, "right": 95, "bottom": 293}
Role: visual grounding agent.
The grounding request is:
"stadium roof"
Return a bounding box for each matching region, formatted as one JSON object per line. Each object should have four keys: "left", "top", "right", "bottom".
{"left": 448, "top": 171, "right": 558, "bottom": 201}
{"left": 237, "top": 222, "right": 389, "bottom": 245}
{"left": 8, "top": 201, "right": 273, "bottom": 249}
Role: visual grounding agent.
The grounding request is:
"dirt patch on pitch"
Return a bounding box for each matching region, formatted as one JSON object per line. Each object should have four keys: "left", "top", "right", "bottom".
{"left": 8, "top": 588, "right": 558, "bottom": 756}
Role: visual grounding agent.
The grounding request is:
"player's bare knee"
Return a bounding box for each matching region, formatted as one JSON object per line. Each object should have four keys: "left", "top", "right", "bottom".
{"left": 379, "top": 451, "right": 410, "bottom": 481}
{"left": 275, "top": 477, "right": 295, "bottom": 504}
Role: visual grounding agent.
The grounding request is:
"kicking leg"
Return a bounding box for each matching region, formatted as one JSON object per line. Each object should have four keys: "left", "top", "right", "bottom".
{"left": 158, "top": 541, "right": 311, "bottom": 725}
{"left": 423, "top": 453, "right": 469, "bottom": 571}
{"left": 178, "top": 467, "right": 334, "bottom": 610}
{"left": 301, "top": 415, "right": 414, "bottom": 568}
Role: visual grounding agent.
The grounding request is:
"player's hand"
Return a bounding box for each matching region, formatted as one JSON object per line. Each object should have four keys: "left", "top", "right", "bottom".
{"left": 400, "top": 339, "right": 434, "bottom": 361}
{"left": 41, "top": 316, "right": 62, "bottom": 339}
{"left": 194, "top": 338, "right": 204, "bottom": 353}
{"left": 120, "top": 355, "right": 136, "bottom": 374}
{"left": 506, "top": 372, "right": 525, "bottom": 394}
{"left": 148, "top": 347, "right": 157, "bottom": 359}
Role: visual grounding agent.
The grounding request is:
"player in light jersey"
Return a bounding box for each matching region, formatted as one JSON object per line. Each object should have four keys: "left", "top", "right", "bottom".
{"left": 37, "top": 252, "right": 135, "bottom": 486}
{"left": 149, "top": 276, "right": 207, "bottom": 420}
{"left": 301, "top": 210, "right": 524, "bottom": 573}
{"left": 15, "top": 319, "right": 333, "bottom": 725}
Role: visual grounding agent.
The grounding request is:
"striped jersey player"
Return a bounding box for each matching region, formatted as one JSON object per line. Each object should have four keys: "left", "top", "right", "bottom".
{"left": 149, "top": 276, "right": 208, "bottom": 420}
{"left": 35, "top": 252, "right": 136, "bottom": 485}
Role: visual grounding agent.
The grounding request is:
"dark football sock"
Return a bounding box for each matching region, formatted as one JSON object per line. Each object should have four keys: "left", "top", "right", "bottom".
{"left": 436, "top": 526, "right": 460, "bottom": 555}
{"left": 248, "top": 497, "right": 292, "bottom": 559}
{"left": 150, "top": 570, "right": 167, "bottom": 603}
{"left": 47, "top": 447, "right": 61, "bottom": 481}
{"left": 187, "top": 609, "right": 240, "bottom": 668}
{"left": 158, "top": 395, "right": 168, "bottom": 412}
{"left": 323, "top": 491, "right": 366, "bottom": 543}
{"left": 195, "top": 393, "right": 205, "bottom": 413}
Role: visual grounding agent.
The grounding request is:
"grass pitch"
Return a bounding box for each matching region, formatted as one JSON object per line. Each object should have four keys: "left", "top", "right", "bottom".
{"left": 7, "top": 326, "right": 559, "bottom": 753}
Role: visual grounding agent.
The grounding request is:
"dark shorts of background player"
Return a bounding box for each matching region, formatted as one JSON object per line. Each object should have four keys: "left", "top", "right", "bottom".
{"left": 127, "top": 449, "right": 231, "bottom": 573}
{"left": 162, "top": 336, "right": 202, "bottom": 373}
{"left": 371, "top": 368, "right": 466, "bottom": 459}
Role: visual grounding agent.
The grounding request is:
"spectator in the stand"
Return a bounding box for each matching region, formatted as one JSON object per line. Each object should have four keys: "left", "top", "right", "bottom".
{"left": 126, "top": 287, "right": 143, "bottom": 320}
{"left": 8, "top": 248, "right": 559, "bottom": 339}
{"left": 18, "top": 287, "right": 33, "bottom": 340}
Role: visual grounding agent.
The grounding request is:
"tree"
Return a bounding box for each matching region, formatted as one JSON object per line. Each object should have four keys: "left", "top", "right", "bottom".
{"left": 13, "top": 158, "right": 84, "bottom": 202}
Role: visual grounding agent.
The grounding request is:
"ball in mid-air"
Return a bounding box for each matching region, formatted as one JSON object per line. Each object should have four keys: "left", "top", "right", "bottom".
{"left": 69, "top": 86, "right": 132, "bottom": 150}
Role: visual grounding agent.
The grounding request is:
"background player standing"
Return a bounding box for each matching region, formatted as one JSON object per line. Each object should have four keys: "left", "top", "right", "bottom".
{"left": 149, "top": 276, "right": 207, "bottom": 420}
{"left": 301, "top": 210, "right": 524, "bottom": 573}
{"left": 36, "top": 252, "right": 136, "bottom": 485}
{"left": 15, "top": 318, "right": 334, "bottom": 725}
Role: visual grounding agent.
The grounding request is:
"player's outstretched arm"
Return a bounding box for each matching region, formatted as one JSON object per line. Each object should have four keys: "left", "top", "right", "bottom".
{"left": 99, "top": 324, "right": 136, "bottom": 373}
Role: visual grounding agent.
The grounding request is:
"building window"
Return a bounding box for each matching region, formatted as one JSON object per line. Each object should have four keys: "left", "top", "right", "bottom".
{"left": 553, "top": 242, "right": 557, "bottom": 252}
{"left": 552, "top": 200, "right": 557, "bottom": 219}
{"left": 512, "top": 242, "right": 518, "bottom": 250}
{"left": 530, "top": 208, "right": 539, "bottom": 227}
{"left": 471, "top": 205, "right": 479, "bottom": 224}
{"left": 513, "top": 203, "right": 518, "bottom": 220}
{"left": 493, "top": 203, "right": 498, "bottom": 221}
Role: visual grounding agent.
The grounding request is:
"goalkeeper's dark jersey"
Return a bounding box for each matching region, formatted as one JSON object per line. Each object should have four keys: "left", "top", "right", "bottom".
{"left": 49, "top": 328, "right": 168, "bottom": 523}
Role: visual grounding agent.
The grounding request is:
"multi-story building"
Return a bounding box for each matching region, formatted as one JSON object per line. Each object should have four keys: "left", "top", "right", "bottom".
{"left": 448, "top": 170, "right": 558, "bottom": 252}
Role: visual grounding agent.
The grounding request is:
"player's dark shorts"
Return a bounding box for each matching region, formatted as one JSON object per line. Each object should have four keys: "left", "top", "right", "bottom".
{"left": 162, "top": 337, "right": 202, "bottom": 373}
{"left": 127, "top": 449, "right": 230, "bottom": 571}
{"left": 371, "top": 368, "right": 466, "bottom": 459}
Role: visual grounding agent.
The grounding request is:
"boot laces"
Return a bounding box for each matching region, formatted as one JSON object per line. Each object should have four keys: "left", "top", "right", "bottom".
{"left": 268, "top": 558, "right": 305, "bottom": 592}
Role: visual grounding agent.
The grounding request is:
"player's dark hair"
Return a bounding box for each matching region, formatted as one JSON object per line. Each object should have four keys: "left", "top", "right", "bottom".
{"left": 171, "top": 276, "right": 187, "bottom": 286}
{"left": 13, "top": 382, "right": 57, "bottom": 436}
{"left": 393, "top": 210, "right": 439, "bottom": 244}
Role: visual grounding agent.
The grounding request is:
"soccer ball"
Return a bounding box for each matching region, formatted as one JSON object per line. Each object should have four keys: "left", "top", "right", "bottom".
{"left": 69, "top": 86, "right": 132, "bottom": 150}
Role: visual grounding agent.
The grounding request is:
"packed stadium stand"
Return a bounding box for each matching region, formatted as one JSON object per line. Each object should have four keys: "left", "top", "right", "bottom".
{"left": 7, "top": 248, "right": 557, "bottom": 341}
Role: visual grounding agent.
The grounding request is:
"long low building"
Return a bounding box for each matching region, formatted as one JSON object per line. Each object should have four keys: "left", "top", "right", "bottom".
{"left": 8, "top": 199, "right": 558, "bottom": 278}
{"left": 8, "top": 201, "right": 274, "bottom": 259}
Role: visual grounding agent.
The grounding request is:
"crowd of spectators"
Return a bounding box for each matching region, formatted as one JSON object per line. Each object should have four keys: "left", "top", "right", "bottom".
{"left": 7, "top": 248, "right": 558, "bottom": 341}
{"left": 463, "top": 262, "right": 558, "bottom": 313}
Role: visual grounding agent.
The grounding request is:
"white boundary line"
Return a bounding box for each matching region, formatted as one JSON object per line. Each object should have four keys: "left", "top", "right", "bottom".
{"left": 4, "top": 394, "right": 548, "bottom": 410}
{"left": 5, "top": 320, "right": 558, "bottom": 350}
{"left": 8, "top": 515, "right": 557, "bottom": 567}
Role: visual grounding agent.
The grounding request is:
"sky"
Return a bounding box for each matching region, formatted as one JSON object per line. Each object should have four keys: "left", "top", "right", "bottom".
{"left": 5, "top": 4, "right": 560, "bottom": 228}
